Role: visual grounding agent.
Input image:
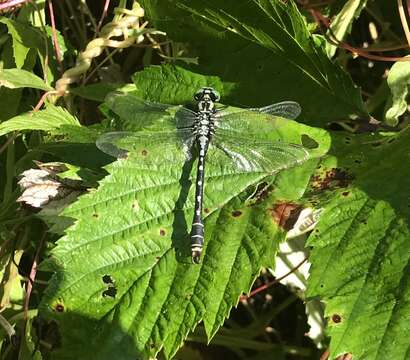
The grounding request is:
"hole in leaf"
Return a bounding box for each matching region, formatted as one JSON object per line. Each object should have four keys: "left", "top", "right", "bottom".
{"left": 342, "top": 191, "right": 350, "bottom": 196}
{"left": 301, "top": 134, "right": 319, "bottom": 149}
{"left": 92, "top": 213, "right": 99, "bottom": 218}
{"left": 102, "top": 286, "right": 117, "bottom": 298}
{"left": 102, "top": 275, "right": 114, "bottom": 284}
{"left": 354, "top": 159, "right": 362, "bottom": 164}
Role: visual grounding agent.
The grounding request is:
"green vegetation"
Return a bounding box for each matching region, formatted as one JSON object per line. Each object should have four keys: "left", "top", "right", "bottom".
{"left": 0, "top": 1, "right": 408, "bottom": 359}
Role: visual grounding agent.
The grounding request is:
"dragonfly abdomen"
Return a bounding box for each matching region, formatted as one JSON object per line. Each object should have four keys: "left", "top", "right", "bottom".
{"left": 190, "top": 134, "right": 210, "bottom": 264}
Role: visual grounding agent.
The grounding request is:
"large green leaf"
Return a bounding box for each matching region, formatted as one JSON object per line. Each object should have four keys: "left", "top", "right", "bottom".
{"left": 325, "top": 0, "right": 369, "bottom": 57}
{"left": 307, "top": 129, "right": 410, "bottom": 360}
{"left": 0, "top": 68, "right": 52, "bottom": 91}
{"left": 40, "top": 86, "right": 330, "bottom": 359}
{"left": 139, "top": 0, "right": 366, "bottom": 125}
{"left": 0, "top": 18, "right": 45, "bottom": 69}
{"left": 0, "top": 105, "right": 80, "bottom": 136}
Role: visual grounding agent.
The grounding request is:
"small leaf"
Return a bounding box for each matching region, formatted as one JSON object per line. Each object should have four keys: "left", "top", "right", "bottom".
{"left": 325, "top": 0, "right": 369, "bottom": 57}
{"left": 0, "top": 68, "right": 52, "bottom": 91}
{"left": 0, "top": 18, "right": 45, "bottom": 69}
{"left": 385, "top": 60, "right": 410, "bottom": 126}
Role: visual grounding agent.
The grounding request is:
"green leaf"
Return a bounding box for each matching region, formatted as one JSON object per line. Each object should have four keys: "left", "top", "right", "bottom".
{"left": 307, "top": 129, "right": 410, "bottom": 360}
{"left": 0, "top": 40, "right": 24, "bottom": 121}
{"left": 325, "top": 0, "right": 369, "bottom": 57}
{"left": 0, "top": 68, "right": 52, "bottom": 91}
{"left": 40, "top": 90, "right": 330, "bottom": 359}
{"left": 131, "top": 66, "right": 235, "bottom": 105}
{"left": 70, "top": 83, "right": 135, "bottom": 102}
{"left": 0, "top": 18, "right": 45, "bottom": 69}
{"left": 385, "top": 60, "right": 410, "bottom": 126}
{"left": 140, "top": 0, "right": 367, "bottom": 126}
{"left": 0, "top": 105, "right": 80, "bottom": 136}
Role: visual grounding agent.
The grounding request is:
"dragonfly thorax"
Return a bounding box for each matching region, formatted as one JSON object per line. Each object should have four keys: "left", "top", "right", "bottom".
{"left": 194, "top": 112, "right": 216, "bottom": 138}
{"left": 194, "top": 88, "right": 219, "bottom": 139}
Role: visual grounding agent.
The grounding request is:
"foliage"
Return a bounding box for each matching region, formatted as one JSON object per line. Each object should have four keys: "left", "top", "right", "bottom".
{"left": 0, "top": 1, "right": 408, "bottom": 360}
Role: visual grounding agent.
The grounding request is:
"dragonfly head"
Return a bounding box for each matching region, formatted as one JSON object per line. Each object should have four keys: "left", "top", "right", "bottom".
{"left": 194, "top": 87, "right": 220, "bottom": 102}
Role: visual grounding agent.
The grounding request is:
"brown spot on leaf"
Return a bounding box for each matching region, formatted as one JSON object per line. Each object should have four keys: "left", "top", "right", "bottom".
{"left": 204, "top": 208, "right": 210, "bottom": 214}
{"left": 269, "top": 202, "right": 302, "bottom": 231}
{"left": 159, "top": 229, "right": 166, "bottom": 236}
{"left": 54, "top": 304, "right": 64, "bottom": 313}
{"left": 231, "top": 210, "right": 242, "bottom": 217}
{"left": 331, "top": 314, "right": 342, "bottom": 323}
{"left": 141, "top": 149, "right": 148, "bottom": 156}
{"left": 342, "top": 191, "right": 350, "bottom": 196}
{"left": 311, "top": 168, "right": 354, "bottom": 192}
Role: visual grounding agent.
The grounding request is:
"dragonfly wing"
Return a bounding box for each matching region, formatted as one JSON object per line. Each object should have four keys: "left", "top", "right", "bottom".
{"left": 105, "top": 92, "right": 197, "bottom": 130}
{"left": 215, "top": 101, "right": 301, "bottom": 133}
{"left": 249, "top": 101, "right": 301, "bottom": 119}
{"left": 211, "top": 130, "right": 309, "bottom": 173}
{"left": 96, "top": 129, "right": 195, "bottom": 163}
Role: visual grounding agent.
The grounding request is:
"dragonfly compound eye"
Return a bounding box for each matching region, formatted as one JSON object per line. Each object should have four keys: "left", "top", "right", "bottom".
{"left": 210, "top": 90, "right": 220, "bottom": 102}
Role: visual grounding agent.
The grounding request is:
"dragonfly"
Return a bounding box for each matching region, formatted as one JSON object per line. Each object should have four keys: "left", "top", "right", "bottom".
{"left": 96, "top": 87, "right": 309, "bottom": 264}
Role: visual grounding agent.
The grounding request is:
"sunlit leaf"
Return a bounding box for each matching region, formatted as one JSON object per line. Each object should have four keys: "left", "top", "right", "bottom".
{"left": 0, "top": 68, "right": 52, "bottom": 91}
{"left": 41, "top": 83, "right": 330, "bottom": 359}
{"left": 307, "top": 130, "right": 410, "bottom": 360}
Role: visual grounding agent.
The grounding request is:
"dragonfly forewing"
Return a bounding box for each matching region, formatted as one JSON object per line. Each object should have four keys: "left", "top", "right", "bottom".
{"left": 105, "top": 92, "right": 197, "bottom": 131}
{"left": 96, "top": 130, "right": 195, "bottom": 164}
{"left": 251, "top": 101, "right": 301, "bottom": 119}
